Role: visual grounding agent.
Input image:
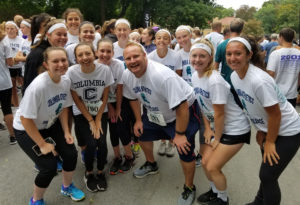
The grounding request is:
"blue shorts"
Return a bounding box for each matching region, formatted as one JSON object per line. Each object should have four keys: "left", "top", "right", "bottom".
{"left": 140, "top": 102, "right": 200, "bottom": 162}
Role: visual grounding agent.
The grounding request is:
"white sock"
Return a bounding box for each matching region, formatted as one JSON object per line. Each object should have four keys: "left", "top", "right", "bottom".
{"left": 217, "top": 189, "right": 228, "bottom": 202}
{"left": 209, "top": 181, "right": 218, "bottom": 193}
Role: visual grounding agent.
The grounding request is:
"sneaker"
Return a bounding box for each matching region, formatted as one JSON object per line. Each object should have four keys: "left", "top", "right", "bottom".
{"left": 29, "top": 197, "right": 45, "bottom": 205}
{"left": 120, "top": 154, "right": 135, "bottom": 172}
{"left": 165, "top": 142, "right": 175, "bottom": 157}
{"left": 197, "top": 189, "right": 218, "bottom": 204}
{"left": 96, "top": 173, "right": 107, "bottom": 191}
{"left": 178, "top": 184, "right": 196, "bottom": 205}
{"left": 33, "top": 164, "right": 40, "bottom": 172}
{"left": 57, "top": 160, "right": 63, "bottom": 172}
{"left": 10, "top": 136, "right": 17, "bottom": 145}
{"left": 207, "top": 197, "right": 229, "bottom": 205}
{"left": 109, "top": 157, "right": 122, "bottom": 175}
{"left": 158, "top": 141, "right": 166, "bottom": 155}
{"left": 61, "top": 183, "right": 85, "bottom": 201}
{"left": 0, "top": 122, "right": 6, "bottom": 131}
{"left": 81, "top": 150, "right": 85, "bottom": 164}
{"left": 195, "top": 154, "right": 202, "bottom": 168}
{"left": 133, "top": 161, "right": 158, "bottom": 178}
{"left": 83, "top": 173, "right": 98, "bottom": 192}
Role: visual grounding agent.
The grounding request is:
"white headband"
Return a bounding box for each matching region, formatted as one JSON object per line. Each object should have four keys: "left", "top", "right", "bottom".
{"left": 155, "top": 29, "right": 171, "bottom": 38}
{"left": 129, "top": 32, "right": 140, "bottom": 36}
{"left": 21, "top": 20, "right": 31, "bottom": 28}
{"left": 190, "top": 43, "right": 212, "bottom": 56}
{"left": 5, "top": 21, "right": 18, "bottom": 29}
{"left": 115, "top": 19, "right": 130, "bottom": 29}
{"left": 47, "top": 23, "right": 67, "bottom": 34}
{"left": 176, "top": 25, "right": 191, "bottom": 34}
{"left": 229, "top": 37, "right": 252, "bottom": 52}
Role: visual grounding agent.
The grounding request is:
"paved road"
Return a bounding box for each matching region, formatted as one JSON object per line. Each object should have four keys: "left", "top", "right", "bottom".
{"left": 0, "top": 109, "right": 300, "bottom": 205}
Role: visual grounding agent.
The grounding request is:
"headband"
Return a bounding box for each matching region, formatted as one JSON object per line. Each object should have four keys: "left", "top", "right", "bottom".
{"left": 129, "top": 32, "right": 140, "bottom": 36}
{"left": 5, "top": 21, "right": 18, "bottom": 29}
{"left": 155, "top": 29, "right": 171, "bottom": 38}
{"left": 176, "top": 25, "right": 191, "bottom": 34}
{"left": 21, "top": 20, "right": 31, "bottom": 28}
{"left": 190, "top": 43, "right": 212, "bottom": 56}
{"left": 47, "top": 23, "right": 67, "bottom": 34}
{"left": 115, "top": 19, "right": 130, "bottom": 29}
{"left": 228, "top": 37, "right": 252, "bottom": 52}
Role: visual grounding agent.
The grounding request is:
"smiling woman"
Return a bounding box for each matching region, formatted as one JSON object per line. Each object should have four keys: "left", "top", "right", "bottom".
{"left": 63, "top": 8, "right": 83, "bottom": 47}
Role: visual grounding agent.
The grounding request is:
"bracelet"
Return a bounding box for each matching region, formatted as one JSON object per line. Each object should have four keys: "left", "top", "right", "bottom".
{"left": 175, "top": 130, "right": 186, "bottom": 135}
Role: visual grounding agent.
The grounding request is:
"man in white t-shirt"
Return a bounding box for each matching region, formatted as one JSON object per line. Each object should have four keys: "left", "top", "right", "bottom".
{"left": 122, "top": 42, "right": 200, "bottom": 205}
{"left": 205, "top": 21, "right": 223, "bottom": 54}
{"left": 267, "top": 28, "right": 300, "bottom": 107}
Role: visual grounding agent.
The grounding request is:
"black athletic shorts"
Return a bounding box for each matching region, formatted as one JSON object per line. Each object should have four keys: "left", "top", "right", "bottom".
{"left": 9, "top": 68, "right": 22, "bottom": 78}
{"left": 0, "top": 88, "right": 12, "bottom": 115}
{"left": 220, "top": 131, "right": 251, "bottom": 145}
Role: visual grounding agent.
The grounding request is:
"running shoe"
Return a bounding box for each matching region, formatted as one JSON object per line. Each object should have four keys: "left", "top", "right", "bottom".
{"left": 207, "top": 197, "right": 229, "bottom": 205}
{"left": 165, "top": 142, "right": 175, "bottom": 157}
{"left": 109, "top": 157, "right": 122, "bottom": 175}
{"left": 195, "top": 154, "right": 202, "bottom": 168}
{"left": 84, "top": 173, "right": 98, "bottom": 192}
{"left": 197, "top": 189, "right": 218, "bottom": 204}
{"left": 158, "top": 141, "right": 166, "bottom": 155}
{"left": 120, "top": 154, "right": 135, "bottom": 172}
{"left": 29, "top": 197, "right": 45, "bottom": 205}
{"left": 57, "top": 159, "right": 63, "bottom": 172}
{"left": 61, "top": 183, "right": 85, "bottom": 201}
{"left": 96, "top": 173, "right": 107, "bottom": 191}
{"left": 178, "top": 184, "right": 196, "bottom": 205}
{"left": 0, "top": 122, "right": 6, "bottom": 131}
{"left": 10, "top": 136, "right": 17, "bottom": 145}
{"left": 133, "top": 161, "right": 158, "bottom": 178}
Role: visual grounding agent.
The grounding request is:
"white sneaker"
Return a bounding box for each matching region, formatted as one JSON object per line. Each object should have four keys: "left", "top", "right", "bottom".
{"left": 165, "top": 142, "right": 175, "bottom": 157}
{"left": 158, "top": 141, "right": 166, "bottom": 155}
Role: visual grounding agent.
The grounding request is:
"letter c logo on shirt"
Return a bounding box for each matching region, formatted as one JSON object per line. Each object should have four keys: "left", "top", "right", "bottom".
{"left": 84, "top": 88, "right": 97, "bottom": 100}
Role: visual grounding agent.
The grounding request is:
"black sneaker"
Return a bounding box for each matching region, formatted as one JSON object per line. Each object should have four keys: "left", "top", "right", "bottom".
{"left": 10, "top": 136, "right": 17, "bottom": 145}
{"left": 0, "top": 122, "right": 6, "bottom": 131}
{"left": 120, "top": 154, "right": 135, "bottom": 172}
{"left": 207, "top": 197, "right": 229, "bottom": 205}
{"left": 197, "top": 189, "right": 218, "bottom": 204}
{"left": 109, "top": 157, "right": 122, "bottom": 175}
{"left": 96, "top": 173, "right": 107, "bottom": 191}
{"left": 84, "top": 173, "right": 98, "bottom": 192}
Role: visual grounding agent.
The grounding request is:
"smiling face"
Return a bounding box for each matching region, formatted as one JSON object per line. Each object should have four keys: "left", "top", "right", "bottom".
{"left": 175, "top": 29, "right": 192, "bottom": 49}
{"left": 75, "top": 44, "right": 95, "bottom": 69}
{"left": 226, "top": 41, "right": 252, "bottom": 73}
{"left": 96, "top": 41, "right": 113, "bottom": 65}
{"left": 79, "top": 24, "right": 95, "bottom": 43}
{"left": 47, "top": 27, "right": 68, "bottom": 47}
{"left": 190, "top": 48, "right": 212, "bottom": 75}
{"left": 154, "top": 32, "right": 170, "bottom": 50}
{"left": 66, "top": 12, "right": 81, "bottom": 32}
{"left": 20, "top": 23, "right": 30, "bottom": 36}
{"left": 44, "top": 50, "right": 69, "bottom": 82}
{"left": 115, "top": 23, "right": 130, "bottom": 42}
{"left": 124, "top": 45, "right": 147, "bottom": 78}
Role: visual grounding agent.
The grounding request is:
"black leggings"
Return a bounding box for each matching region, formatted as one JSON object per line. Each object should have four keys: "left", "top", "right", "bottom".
{"left": 254, "top": 133, "right": 300, "bottom": 205}
{"left": 108, "top": 102, "right": 132, "bottom": 147}
{"left": 74, "top": 113, "right": 108, "bottom": 172}
{"left": 14, "top": 120, "right": 78, "bottom": 188}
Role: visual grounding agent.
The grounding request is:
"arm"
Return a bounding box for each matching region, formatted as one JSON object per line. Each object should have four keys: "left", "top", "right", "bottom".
{"left": 263, "top": 104, "right": 281, "bottom": 166}
{"left": 176, "top": 69, "right": 182, "bottom": 76}
{"left": 58, "top": 107, "right": 74, "bottom": 144}
{"left": 211, "top": 104, "right": 225, "bottom": 150}
{"left": 115, "top": 84, "right": 123, "bottom": 121}
{"left": 267, "top": 70, "right": 275, "bottom": 78}
{"left": 14, "top": 51, "right": 27, "bottom": 63}
{"left": 129, "top": 99, "right": 143, "bottom": 137}
{"left": 95, "top": 86, "right": 110, "bottom": 136}
{"left": 202, "top": 113, "right": 214, "bottom": 144}
{"left": 6, "top": 58, "right": 14, "bottom": 67}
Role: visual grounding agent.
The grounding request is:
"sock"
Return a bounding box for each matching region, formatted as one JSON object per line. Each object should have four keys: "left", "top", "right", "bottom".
{"left": 217, "top": 189, "right": 228, "bottom": 202}
{"left": 209, "top": 181, "right": 218, "bottom": 193}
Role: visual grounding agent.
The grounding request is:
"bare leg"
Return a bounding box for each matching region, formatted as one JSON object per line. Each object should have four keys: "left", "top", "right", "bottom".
{"left": 140, "top": 141, "right": 155, "bottom": 162}
{"left": 180, "top": 160, "right": 195, "bottom": 187}
{"left": 4, "top": 114, "right": 14, "bottom": 137}
{"left": 33, "top": 185, "right": 47, "bottom": 201}
{"left": 62, "top": 170, "right": 74, "bottom": 187}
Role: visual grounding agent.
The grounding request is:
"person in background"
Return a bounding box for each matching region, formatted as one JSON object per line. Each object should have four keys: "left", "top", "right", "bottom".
{"left": 62, "top": 8, "right": 83, "bottom": 47}
{"left": 263, "top": 33, "right": 278, "bottom": 64}
{"left": 141, "top": 27, "right": 156, "bottom": 54}
{"left": 101, "top": 19, "right": 117, "bottom": 43}
{"left": 205, "top": 21, "right": 223, "bottom": 54}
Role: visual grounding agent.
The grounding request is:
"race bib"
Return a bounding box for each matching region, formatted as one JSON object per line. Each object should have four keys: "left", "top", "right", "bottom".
{"left": 84, "top": 100, "right": 103, "bottom": 116}
{"left": 147, "top": 111, "right": 167, "bottom": 126}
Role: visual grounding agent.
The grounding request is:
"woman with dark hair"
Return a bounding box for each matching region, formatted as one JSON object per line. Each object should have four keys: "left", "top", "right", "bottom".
{"left": 101, "top": 19, "right": 117, "bottom": 43}
{"left": 62, "top": 8, "right": 83, "bottom": 47}
{"left": 141, "top": 27, "right": 156, "bottom": 54}
{"left": 30, "top": 13, "right": 51, "bottom": 45}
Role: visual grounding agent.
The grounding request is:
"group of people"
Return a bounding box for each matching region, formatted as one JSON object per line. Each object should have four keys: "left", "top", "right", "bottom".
{"left": 0, "top": 8, "right": 300, "bottom": 205}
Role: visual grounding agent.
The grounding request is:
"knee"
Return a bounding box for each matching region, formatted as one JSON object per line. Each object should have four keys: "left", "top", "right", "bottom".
{"left": 201, "top": 157, "right": 209, "bottom": 169}
{"left": 206, "top": 163, "right": 219, "bottom": 175}
{"left": 259, "top": 168, "right": 277, "bottom": 184}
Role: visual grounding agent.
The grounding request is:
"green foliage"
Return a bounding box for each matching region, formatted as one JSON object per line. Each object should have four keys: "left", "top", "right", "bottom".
{"left": 236, "top": 5, "right": 257, "bottom": 21}
{"left": 243, "top": 19, "right": 264, "bottom": 37}
{"left": 213, "top": 6, "right": 235, "bottom": 19}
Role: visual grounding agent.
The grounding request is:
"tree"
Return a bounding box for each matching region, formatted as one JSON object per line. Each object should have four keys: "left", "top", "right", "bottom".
{"left": 254, "top": 3, "right": 277, "bottom": 34}
{"left": 236, "top": 5, "right": 257, "bottom": 21}
{"left": 243, "top": 19, "right": 264, "bottom": 37}
{"left": 213, "top": 6, "right": 235, "bottom": 19}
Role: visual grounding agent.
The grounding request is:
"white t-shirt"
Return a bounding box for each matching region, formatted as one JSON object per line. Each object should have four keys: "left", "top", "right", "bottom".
{"left": 104, "top": 58, "right": 125, "bottom": 103}
{"left": 65, "top": 32, "right": 79, "bottom": 47}
{"left": 13, "top": 72, "right": 73, "bottom": 130}
{"left": 93, "top": 32, "right": 101, "bottom": 49}
{"left": 0, "top": 40, "right": 13, "bottom": 90}
{"left": 178, "top": 48, "right": 195, "bottom": 86}
{"left": 21, "top": 39, "right": 31, "bottom": 56}
{"left": 3, "top": 35, "right": 24, "bottom": 68}
{"left": 66, "top": 62, "right": 114, "bottom": 116}
{"left": 205, "top": 32, "right": 223, "bottom": 54}
{"left": 267, "top": 47, "right": 300, "bottom": 99}
{"left": 192, "top": 70, "right": 250, "bottom": 135}
{"left": 113, "top": 41, "right": 124, "bottom": 61}
{"left": 66, "top": 43, "right": 78, "bottom": 66}
{"left": 148, "top": 48, "right": 182, "bottom": 72}
{"left": 231, "top": 64, "right": 300, "bottom": 136}
{"left": 122, "top": 60, "right": 195, "bottom": 124}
